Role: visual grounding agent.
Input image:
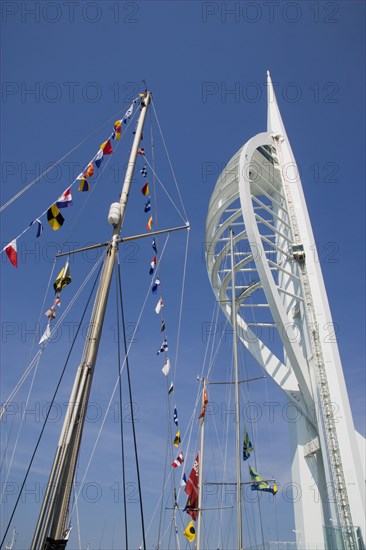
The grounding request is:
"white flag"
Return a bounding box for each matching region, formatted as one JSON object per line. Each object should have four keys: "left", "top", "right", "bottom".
{"left": 39, "top": 324, "right": 51, "bottom": 345}
{"left": 162, "top": 358, "right": 170, "bottom": 376}
{"left": 155, "top": 298, "right": 164, "bottom": 314}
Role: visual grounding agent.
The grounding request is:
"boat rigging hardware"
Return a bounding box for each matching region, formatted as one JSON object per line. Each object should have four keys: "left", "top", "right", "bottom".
{"left": 208, "top": 375, "right": 265, "bottom": 385}
{"left": 55, "top": 223, "right": 190, "bottom": 257}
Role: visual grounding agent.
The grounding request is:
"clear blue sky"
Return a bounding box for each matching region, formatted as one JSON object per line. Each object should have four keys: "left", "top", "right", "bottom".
{"left": 1, "top": 2, "right": 365, "bottom": 549}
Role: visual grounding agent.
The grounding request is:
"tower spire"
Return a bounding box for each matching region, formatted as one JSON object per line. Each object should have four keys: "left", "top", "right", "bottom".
{"left": 266, "top": 70, "right": 288, "bottom": 139}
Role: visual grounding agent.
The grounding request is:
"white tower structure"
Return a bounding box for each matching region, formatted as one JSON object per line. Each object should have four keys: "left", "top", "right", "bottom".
{"left": 205, "top": 72, "right": 365, "bottom": 550}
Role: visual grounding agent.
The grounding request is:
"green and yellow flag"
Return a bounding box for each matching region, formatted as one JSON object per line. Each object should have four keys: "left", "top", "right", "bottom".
{"left": 249, "top": 465, "right": 277, "bottom": 495}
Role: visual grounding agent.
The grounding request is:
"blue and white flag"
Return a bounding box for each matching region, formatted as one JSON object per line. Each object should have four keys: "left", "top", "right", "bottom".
{"left": 30, "top": 218, "right": 43, "bottom": 238}
{"left": 157, "top": 338, "right": 168, "bottom": 355}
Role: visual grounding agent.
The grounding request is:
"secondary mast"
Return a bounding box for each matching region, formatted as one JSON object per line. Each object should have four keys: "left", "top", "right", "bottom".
{"left": 31, "top": 92, "right": 151, "bottom": 550}
{"left": 230, "top": 228, "right": 243, "bottom": 550}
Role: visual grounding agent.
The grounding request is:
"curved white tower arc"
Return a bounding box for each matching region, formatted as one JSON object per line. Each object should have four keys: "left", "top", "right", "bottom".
{"left": 205, "top": 72, "right": 365, "bottom": 550}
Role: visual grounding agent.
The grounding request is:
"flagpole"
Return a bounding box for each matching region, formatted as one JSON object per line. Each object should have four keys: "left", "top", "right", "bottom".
{"left": 196, "top": 378, "right": 206, "bottom": 550}
{"left": 32, "top": 92, "right": 151, "bottom": 550}
{"left": 230, "top": 228, "right": 243, "bottom": 550}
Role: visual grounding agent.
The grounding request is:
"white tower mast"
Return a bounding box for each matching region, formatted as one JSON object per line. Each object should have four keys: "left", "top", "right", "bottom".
{"left": 205, "top": 72, "right": 365, "bottom": 550}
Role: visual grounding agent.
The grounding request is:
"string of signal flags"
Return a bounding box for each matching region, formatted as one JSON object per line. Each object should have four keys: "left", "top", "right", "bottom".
{"left": 2, "top": 95, "right": 146, "bottom": 268}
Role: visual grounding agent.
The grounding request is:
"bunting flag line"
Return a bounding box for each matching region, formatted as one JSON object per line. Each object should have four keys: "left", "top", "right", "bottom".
{"left": 84, "top": 162, "right": 94, "bottom": 178}
{"left": 147, "top": 216, "right": 153, "bottom": 231}
{"left": 114, "top": 120, "right": 122, "bottom": 139}
{"left": 137, "top": 148, "right": 145, "bottom": 156}
{"left": 5, "top": 240, "right": 18, "bottom": 268}
{"left": 185, "top": 454, "right": 199, "bottom": 520}
{"left": 29, "top": 219, "right": 43, "bottom": 238}
{"left": 157, "top": 338, "right": 168, "bottom": 355}
{"left": 53, "top": 261, "right": 71, "bottom": 293}
{"left": 171, "top": 451, "right": 184, "bottom": 468}
{"left": 198, "top": 389, "right": 209, "bottom": 420}
{"left": 161, "top": 319, "right": 166, "bottom": 332}
{"left": 55, "top": 295, "right": 61, "bottom": 307}
{"left": 168, "top": 382, "right": 174, "bottom": 395}
{"left": 173, "top": 430, "right": 181, "bottom": 447}
{"left": 140, "top": 166, "right": 147, "bottom": 177}
{"left": 47, "top": 204, "right": 65, "bottom": 231}
{"left": 243, "top": 427, "right": 253, "bottom": 461}
{"left": 183, "top": 521, "right": 196, "bottom": 542}
{"left": 100, "top": 138, "right": 113, "bottom": 155}
{"left": 249, "top": 466, "right": 277, "bottom": 495}
{"left": 56, "top": 188, "right": 73, "bottom": 209}
{"left": 152, "top": 277, "right": 160, "bottom": 294}
{"left": 152, "top": 239, "right": 157, "bottom": 253}
{"left": 162, "top": 358, "right": 170, "bottom": 376}
{"left": 149, "top": 256, "right": 157, "bottom": 275}
{"left": 180, "top": 473, "right": 187, "bottom": 487}
{"left": 173, "top": 406, "right": 178, "bottom": 427}
{"left": 39, "top": 324, "right": 51, "bottom": 345}
{"left": 95, "top": 149, "right": 104, "bottom": 169}
{"left": 155, "top": 298, "right": 163, "bottom": 314}
{"left": 141, "top": 183, "right": 149, "bottom": 196}
{"left": 77, "top": 176, "right": 90, "bottom": 192}
{"left": 144, "top": 199, "right": 151, "bottom": 213}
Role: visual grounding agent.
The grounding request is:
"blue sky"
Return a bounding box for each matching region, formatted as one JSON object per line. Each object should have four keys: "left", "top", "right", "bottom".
{"left": 1, "top": 2, "right": 365, "bottom": 549}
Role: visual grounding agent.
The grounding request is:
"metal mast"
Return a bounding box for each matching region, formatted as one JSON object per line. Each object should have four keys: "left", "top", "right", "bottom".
{"left": 31, "top": 92, "right": 151, "bottom": 550}
{"left": 230, "top": 229, "right": 243, "bottom": 550}
{"left": 196, "top": 378, "right": 206, "bottom": 550}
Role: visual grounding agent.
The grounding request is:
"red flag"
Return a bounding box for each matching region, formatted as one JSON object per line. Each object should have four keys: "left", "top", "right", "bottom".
{"left": 84, "top": 162, "right": 94, "bottom": 178}
{"left": 100, "top": 139, "right": 113, "bottom": 155}
{"left": 141, "top": 182, "right": 149, "bottom": 196}
{"left": 5, "top": 240, "right": 18, "bottom": 268}
{"left": 137, "top": 148, "right": 145, "bottom": 155}
{"left": 185, "top": 453, "right": 199, "bottom": 520}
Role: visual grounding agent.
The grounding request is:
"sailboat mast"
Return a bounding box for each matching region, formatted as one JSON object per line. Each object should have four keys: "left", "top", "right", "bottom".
{"left": 32, "top": 92, "right": 151, "bottom": 550}
{"left": 196, "top": 378, "right": 206, "bottom": 550}
{"left": 230, "top": 229, "right": 243, "bottom": 550}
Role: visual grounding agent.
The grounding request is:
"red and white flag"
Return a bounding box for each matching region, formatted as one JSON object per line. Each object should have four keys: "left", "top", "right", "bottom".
{"left": 5, "top": 240, "right": 18, "bottom": 268}
{"left": 56, "top": 188, "right": 73, "bottom": 208}
{"left": 45, "top": 306, "right": 56, "bottom": 320}
{"left": 172, "top": 452, "right": 184, "bottom": 468}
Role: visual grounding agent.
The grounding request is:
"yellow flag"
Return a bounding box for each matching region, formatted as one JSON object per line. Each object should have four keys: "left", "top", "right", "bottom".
{"left": 173, "top": 430, "right": 181, "bottom": 447}
{"left": 184, "top": 520, "right": 196, "bottom": 542}
{"left": 53, "top": 261, "right": 71, "bottom": 293}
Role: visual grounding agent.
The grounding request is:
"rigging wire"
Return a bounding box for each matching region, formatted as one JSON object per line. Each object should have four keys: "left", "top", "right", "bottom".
{"left": 151, "top": 99, "right": 188, "bottom": 221}
{"left": 0, "top": 103, "right": 139, "bottom": 214}
{"left": 0, "top": 259, "right": 103, "bottom": 549}
{"left": 116, "top": 258, "right": 147, "bottom": 550}
{"left": 69, "top": 235, "right": 172, "bottom": 525}
{"left": 143, "top": 156, "right": 187, "bottom": 224}
{"left": 115, "top": 258, "right": 129, "bottom": 550}
{"left": 0, "top": 252, "right": 105, "bottom": 421}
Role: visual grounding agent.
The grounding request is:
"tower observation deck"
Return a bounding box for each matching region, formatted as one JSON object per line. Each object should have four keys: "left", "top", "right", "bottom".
{"left": 205, "top": 72, "right": 365, "bottom": 550}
